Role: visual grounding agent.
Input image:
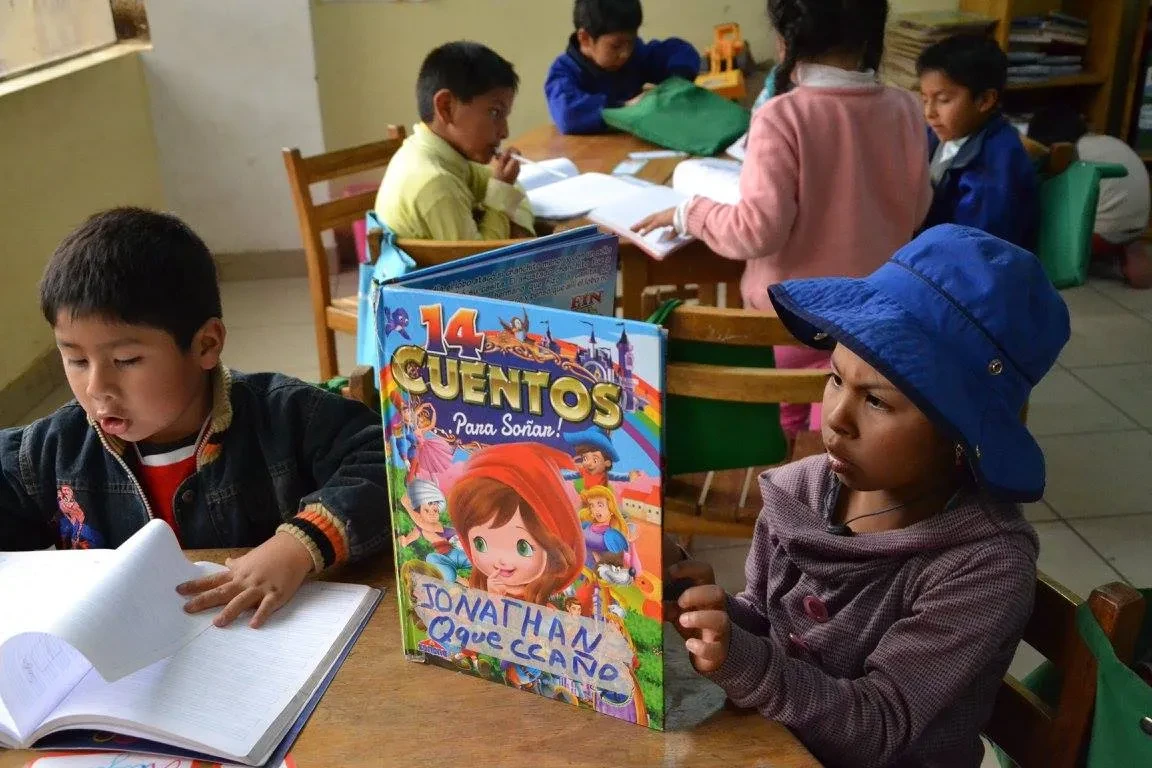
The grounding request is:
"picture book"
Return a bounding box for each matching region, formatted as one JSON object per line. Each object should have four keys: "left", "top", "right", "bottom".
{"left": 0, "top": 521, "right": 380, "bottom": 766}
{"left": 375, "top": 251, "right": 668, "bottom": 730}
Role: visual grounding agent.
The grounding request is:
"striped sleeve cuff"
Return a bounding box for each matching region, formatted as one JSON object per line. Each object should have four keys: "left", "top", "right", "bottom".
{"left": 279, "top": 503, "right": 351, "bottom": 571}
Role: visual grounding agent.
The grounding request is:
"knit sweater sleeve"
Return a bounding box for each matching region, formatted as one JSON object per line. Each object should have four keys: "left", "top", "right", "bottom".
{"left": 706, "top": 540, "right": 1036, "bottom": 768}
{"left": 684, "top": 106, "right": 799, "bottom": 261}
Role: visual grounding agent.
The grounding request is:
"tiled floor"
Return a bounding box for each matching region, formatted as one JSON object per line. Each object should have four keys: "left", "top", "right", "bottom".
{"left": 15, "top": 275, "right": 1152, "bottom": 632}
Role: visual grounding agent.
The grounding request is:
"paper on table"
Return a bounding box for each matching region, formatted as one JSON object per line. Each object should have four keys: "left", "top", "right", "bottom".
{"left": 24, "top": 753, "right": 294, "bottom": 767}
{"left": 628, "top": 150, "right": 687, "bottom": 160}
{"left": 39, "top": 581, "right": 376, "bottom": 765}
{"left": 725, "top": 132, "right": 748, "bottom": 161}
{"left": 526, "top": 172, "right": 639, "bottom": 219}
{"left": 516, "top": 157, "right": 578, "bottom": 193}
{"left": 0, "top": 522, "right": 215, "bottom": 740}
{"left": 672, "top": 158, "right": 742, "bottom": 205}
{"left": 587, "top": 184, "right": 693, "bottom": 259}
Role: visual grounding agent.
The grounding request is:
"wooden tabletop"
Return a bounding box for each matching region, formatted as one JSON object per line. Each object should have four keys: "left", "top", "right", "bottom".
{"left": 511, "top": 125, "right": 744, "bottom": 319}
{"left": 1, "top": 550, "right": 821, "bottom": 768}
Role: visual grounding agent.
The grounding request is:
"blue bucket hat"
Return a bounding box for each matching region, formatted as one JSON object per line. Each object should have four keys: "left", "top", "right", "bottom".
{"left": 767, "top": 225, "right": 1070, "bottom": 503}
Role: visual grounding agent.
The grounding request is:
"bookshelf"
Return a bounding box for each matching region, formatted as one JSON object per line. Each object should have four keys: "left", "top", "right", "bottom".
{"left": 959, "top": 0, "right": 1126, "bottom": 133}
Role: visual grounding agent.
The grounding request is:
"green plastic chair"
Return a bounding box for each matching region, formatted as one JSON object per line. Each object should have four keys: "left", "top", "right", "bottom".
{"left": 1037, "top": 161, "right": 1129, "bottom": 289}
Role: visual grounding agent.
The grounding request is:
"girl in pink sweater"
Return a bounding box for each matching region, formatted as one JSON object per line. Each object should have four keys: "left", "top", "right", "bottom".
{"left": 635, "top": 0, "right": 932, "bottom": 438}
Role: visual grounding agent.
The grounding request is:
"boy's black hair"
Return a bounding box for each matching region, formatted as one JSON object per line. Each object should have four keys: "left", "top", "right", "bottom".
{"left": 416, "top": 41, "right": 519, "bottom": 123}
{"left": 574, "top": 0, "right": 643, "bottom": 39}
{"left": 40, "top": 207, "right": 222, "bottom": 350}
{"left": 1027, "top": 104, "right": 1089, "bottom": 147}
{"left": 768, "top": 0, "right": 889, "bottom": 96}
{"left": 916, "top": 34, "right": 1008, "bottom": 98}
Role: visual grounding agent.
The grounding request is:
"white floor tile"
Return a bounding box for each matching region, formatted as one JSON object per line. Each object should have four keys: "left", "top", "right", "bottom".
{"left": 1024, "top": 502, "right": 1058, "bottom": 523}
{"left": 1073, "top": 363, "right": 1152, "bottom": 429}
{"left": 1038, "top": 431, "right": 1152, "bottom": 519}
{"left": 1027, "top": 368, "right": 1137, "bottom": 435}
{"left": 1068, "top": 514, "right": 1152, "bottom": 587}
{"left": 1092, "top": 278, "right": 1152, "bottom": 315}
{"left": 1032, "top": 521, "right": 1127, "bottom": 600}
{"left": 1059, "top": 311, "right": 1152, "bottom": 368}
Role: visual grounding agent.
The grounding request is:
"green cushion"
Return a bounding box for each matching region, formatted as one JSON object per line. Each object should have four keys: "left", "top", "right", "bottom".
{"left": 1037, "top": 161, "right": 1129, "bottom": 289}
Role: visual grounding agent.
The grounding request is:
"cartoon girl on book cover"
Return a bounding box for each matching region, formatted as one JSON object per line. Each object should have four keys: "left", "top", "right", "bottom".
{"left": 577, "top": 486, "right": 641, "bottom": 573}
{"left": 447, "top": 443, "right": 586, "bottom": 605}
{"left": 409, "top": 403, "right": 456, "bottom": 483}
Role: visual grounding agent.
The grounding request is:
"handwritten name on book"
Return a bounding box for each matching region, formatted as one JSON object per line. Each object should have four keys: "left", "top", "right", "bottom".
{"left": 410, "top": 573, "right": 635, "bottom": 696}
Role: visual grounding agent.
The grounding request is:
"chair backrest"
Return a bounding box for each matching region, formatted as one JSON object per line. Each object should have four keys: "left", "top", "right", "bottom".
{"left": 987, "top": 576, "right": 1146, "bottom": 768}
{"left": 282, "top": 129, "right": 406, "bottom": 343}
{"left": 659, "top": 304, "right": 827, "bottom": 475}
{"left": 364, "top": 225, "right": 526, "bottom": 270}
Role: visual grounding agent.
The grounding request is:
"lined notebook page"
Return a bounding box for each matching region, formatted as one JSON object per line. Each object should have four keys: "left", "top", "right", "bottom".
{"left": 587, "top": 185, "right": 693, "bottom": 259}
{"left": 527, "top": 172, "right": 639, "bottom": 219}
{"left": 40, "top": 581, "right": 375, "bottom": 763}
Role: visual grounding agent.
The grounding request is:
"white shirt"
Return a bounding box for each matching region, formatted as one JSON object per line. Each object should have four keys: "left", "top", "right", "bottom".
{"left": 1076, "top": 134, "right": 1151, "bottom": 243}
{"left": 672, "top": 65, "right": 880, "bottom": 235}
{"left": 930, "top": 137, "right": 969, "bottom": 186}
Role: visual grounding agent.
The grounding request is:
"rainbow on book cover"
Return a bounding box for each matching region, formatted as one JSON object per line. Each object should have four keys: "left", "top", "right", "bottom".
{"left": 378, "top": 285, "right": 666, "bottom": 730}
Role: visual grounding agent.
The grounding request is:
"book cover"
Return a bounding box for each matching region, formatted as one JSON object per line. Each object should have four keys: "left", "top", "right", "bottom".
{"left": 377, "top": 285, "right": 667, "bottom": 730}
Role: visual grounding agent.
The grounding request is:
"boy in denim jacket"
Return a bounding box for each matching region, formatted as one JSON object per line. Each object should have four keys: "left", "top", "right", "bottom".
{"left": 0, "top": 208, "right": 391, "bottom": 628}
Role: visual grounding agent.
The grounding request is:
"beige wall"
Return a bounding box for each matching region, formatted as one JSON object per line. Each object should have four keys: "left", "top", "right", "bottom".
{"left": 311, "top": 0, "right": 958, "bottom": 150}
{"left": 0, "top": 51, "right": 164, "bottom": 391}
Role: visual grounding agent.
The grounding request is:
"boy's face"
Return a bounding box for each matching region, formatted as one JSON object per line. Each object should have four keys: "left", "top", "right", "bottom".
{"left": 574, "top": 448, "right": 609, "bottom": 475}
{"left": 919, "top": 70, "right": 998, "bottom": 143}
{"left": 434, "top": 87, "right": 515, "bottom": 164}
{"left": 54, "top": 313, "right": 224, "bottom": 445}
{"left": 821, "top": 344, "right": 953, "bottom": 494}
{"left": 417, "top": 501, "right": 443, "bottom": 527}
{"left": 577, "top": 29, "right": 637, "bottom": 72}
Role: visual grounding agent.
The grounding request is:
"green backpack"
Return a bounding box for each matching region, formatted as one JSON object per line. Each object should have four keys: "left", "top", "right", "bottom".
{"left": 602, "top": 77, "right": 751, "bottom": 157}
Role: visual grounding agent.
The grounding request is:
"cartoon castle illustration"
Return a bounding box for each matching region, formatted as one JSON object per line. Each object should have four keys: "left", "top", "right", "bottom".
{"left": 574, "top": 323, "right": 639, "bottom": 413}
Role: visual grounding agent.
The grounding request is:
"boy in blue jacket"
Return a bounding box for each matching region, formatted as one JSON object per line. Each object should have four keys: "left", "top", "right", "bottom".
{"left": 916, "top": 35, "right": 1039, "bottom": 251}
{"left": 545, "top": 0, "right": 701, "bottom": 135}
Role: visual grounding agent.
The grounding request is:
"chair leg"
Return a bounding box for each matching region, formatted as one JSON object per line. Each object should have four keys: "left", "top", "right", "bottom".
{"left": 317, "top": 326, "right": 340, "bottom": 381}
{"left": 697, "top": 471, "right": 714, "bottom": 507}
{"left": 738, "top": 467, "right": 755, "bottom": 509}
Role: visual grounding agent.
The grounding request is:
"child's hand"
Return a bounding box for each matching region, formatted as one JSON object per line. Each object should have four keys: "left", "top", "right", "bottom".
{"left": 632, "top": 208, "right": 677, "bottom": 239}
{"left": 177, "top": 531, "right": 315, "bottom": 628}
{"left": 490, "top": 147, "right": 522, "bottom": 185}
{"left": 625, "top": 86, "right": 654, "bottom": 107}
{"left": 678, "top": 593, "right": 731, "bottom": 674}
{"left": 663, "top": 559, "right": 718, "bottom": 627}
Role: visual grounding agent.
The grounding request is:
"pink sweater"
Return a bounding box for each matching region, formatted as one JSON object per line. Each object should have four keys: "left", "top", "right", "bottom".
{"left": 685, "top": 84, "right": 932, "bottom": 310}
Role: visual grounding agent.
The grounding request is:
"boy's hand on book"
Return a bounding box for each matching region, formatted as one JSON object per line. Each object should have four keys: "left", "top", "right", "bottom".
{"left": 177, "top": 532, "right": 314, "bottom": 628}
{"left": 490, "top": 148, "right": 521, "bottom": 185}
{"left": 632, "top": 208, "right": 677, "bottom": 239}
{"left": 662, "top": 559, "right": 718, "bottom": 630}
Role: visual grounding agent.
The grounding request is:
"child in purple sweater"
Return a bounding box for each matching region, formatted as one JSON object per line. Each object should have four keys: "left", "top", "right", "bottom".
{"left": 667, "top": 225, "right": 1070, "bottom": 768}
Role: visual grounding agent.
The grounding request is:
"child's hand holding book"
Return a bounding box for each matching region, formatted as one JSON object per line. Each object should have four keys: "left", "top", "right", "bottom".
{"left": 664, "top": 559, "right": 732, "bottom": 673}
{"left": 177, "top": 531, "right": 315, "bottom": 628}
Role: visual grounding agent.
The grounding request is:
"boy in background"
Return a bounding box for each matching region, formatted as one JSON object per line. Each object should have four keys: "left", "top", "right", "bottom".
{"left": 545, "top": 0, "right": 701, "bottom": 134}
{"left": 0, "top": 208, "right": 391, "bottom": 628}
{"left": 376, "top": 41, "right": 536, "bottom": 240}
{"left": 917, "top": 35, "right": 1039, "bottom": 250}
{"left": 1029, "top": 104, "right": 1152, "bottom": 289}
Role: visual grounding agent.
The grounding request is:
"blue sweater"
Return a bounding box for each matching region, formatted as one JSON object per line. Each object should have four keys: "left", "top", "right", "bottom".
{"left": 544, "top": 33, "right": 701, "bottom": 134}
{"left": 921, "top": 114, "right": 1040, "bottom": 251}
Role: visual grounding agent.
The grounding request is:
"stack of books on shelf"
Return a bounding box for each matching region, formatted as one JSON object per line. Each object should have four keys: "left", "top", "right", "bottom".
{"left": 1007, "top": 12, "right": 1089, "bottom": 84}
{"left": 881, "top": 10, "right": 997, "bottom": 90}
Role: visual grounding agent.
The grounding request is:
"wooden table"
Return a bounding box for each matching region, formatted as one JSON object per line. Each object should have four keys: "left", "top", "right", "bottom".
{"left": 0, "top": 551, "right": 821, "bottom": 768}
{"left": 513, "top": 124, "right": 744, "bottom": 320}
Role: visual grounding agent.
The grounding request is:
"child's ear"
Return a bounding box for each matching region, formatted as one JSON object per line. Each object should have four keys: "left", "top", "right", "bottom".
{"left": 576, "top": 29, "right": 594, "bottom": 50}
{"left": 975, "top": 89, "right": 999, "bottom": 115}
{"left": 432, "top": 88, "right": 457, "bottom": 125}
{"left": 192, "top": 318, "right": 226, "bottom": 370}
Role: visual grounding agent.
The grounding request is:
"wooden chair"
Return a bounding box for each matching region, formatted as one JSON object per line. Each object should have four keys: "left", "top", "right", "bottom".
{"left": 660, "top": 305, "right": 828, "bottom": 539}
{"left": 283, "top": 128, "right": 408, "bottom": 381}
{"left": 987, "top": 576, "right": 1146, "bottom": 768}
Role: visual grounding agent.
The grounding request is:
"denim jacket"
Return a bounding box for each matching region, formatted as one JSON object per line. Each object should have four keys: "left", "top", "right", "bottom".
{"left": 0, "top": 367, "right": 391, "bottom": 571}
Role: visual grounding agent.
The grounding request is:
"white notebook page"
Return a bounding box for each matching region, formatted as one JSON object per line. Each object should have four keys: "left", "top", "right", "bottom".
{"left": 527, "top": 172, "right": 640, "bottom": 219}
{"left": 40, "top": 581, "right": 375, "bottom": 763}
{"left": 587, "top": 185, "right": 692, "bottom": 259}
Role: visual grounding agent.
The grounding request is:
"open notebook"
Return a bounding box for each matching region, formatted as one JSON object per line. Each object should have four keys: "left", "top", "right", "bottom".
{"left": 0, "top": 521, "right": 380, "bottom": 766}
{"left": 671, "top": 158, "right": 742, "bottom": 205}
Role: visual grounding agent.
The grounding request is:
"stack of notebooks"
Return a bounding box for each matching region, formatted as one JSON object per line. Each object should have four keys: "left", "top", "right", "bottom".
{"left": 881, "top": 11, "right": 998, "bottom": 90}
{"left": 1008, "top": 12, "right": 1089, "bottom": 84}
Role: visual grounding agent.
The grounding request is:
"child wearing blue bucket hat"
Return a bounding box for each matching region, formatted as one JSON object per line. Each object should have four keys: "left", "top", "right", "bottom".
{"left": 666, "top": 225, "right": 1070, "bottom": 768}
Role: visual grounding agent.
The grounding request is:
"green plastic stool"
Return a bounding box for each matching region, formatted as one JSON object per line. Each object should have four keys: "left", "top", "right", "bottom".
{"left": 1037, "top": 161, "right": 1128, "bottom": 289}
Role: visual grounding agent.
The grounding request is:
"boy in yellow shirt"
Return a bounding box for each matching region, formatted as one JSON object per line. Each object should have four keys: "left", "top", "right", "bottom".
{"left": 375, "top": 41, "right": 536, "bottom": 241}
